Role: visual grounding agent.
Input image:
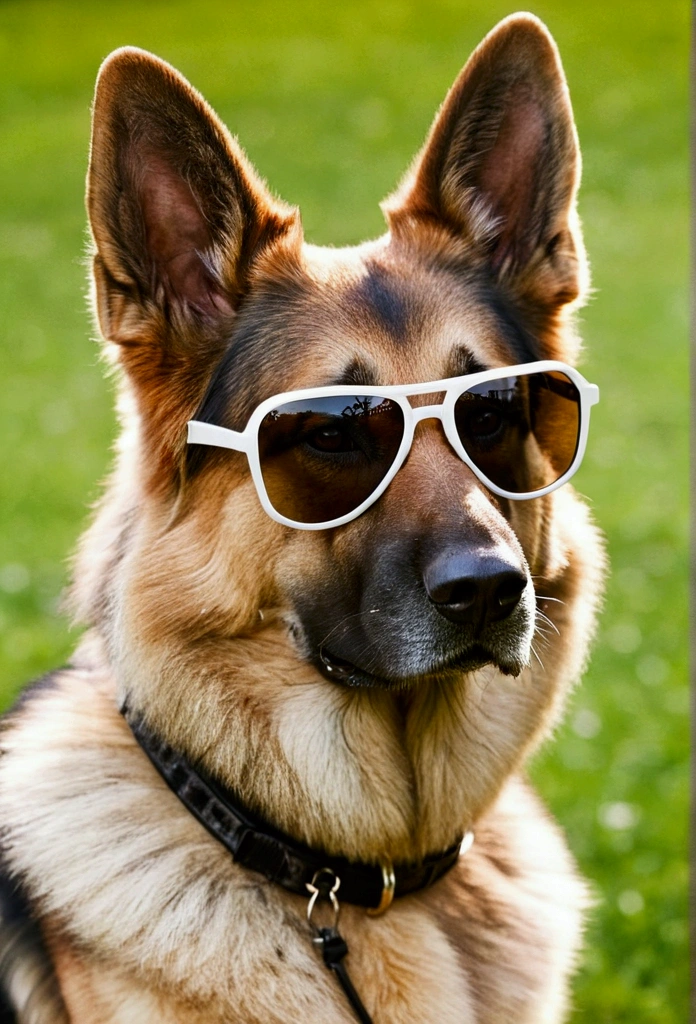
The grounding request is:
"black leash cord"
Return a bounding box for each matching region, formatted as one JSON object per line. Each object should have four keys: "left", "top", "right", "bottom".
{"left": 316, "top": 927, "right": 374, "bottom": 1024}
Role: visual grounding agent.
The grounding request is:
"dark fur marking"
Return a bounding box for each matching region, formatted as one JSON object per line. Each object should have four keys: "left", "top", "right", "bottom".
{"left": 185, "top": 282, "right": 312, "bottom": 479}
{"left": 196, "top": 280, "right": 312, "bottom": 430}
{"left": 334, "top": 358, "right": 379, "bottom": 388}
{"left": 344, "top": 264, "right": 417, "bottom": 343}
{"left": 2, "top": 671, "right": 62, "bottom": 722}
{"left": 0, "top": 861, "right": 67, "bottom": 1023}
{"left": 476, "top": 278, "right": 541, "bottom": 363}
{"left": 446, "top": 349, "right": 487, "bottom": 379}
{"left": 0, "top": 988, "right": 16, "bottom": 1024}
{"left": 483, "top": 845, "right": 519, "bottom": 880}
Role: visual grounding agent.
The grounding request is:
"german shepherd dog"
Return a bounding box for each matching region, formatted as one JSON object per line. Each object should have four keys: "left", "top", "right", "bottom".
{"left": 0, "top": 13, "right": 604, "bottom": 1023}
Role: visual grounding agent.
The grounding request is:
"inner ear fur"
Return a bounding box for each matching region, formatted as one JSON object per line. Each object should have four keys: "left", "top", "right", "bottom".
{"left": 384, "top": 14, "right": 587, "bottom": 314}
{"left": 88, "top": 46, "right": 299, "bottom": 349}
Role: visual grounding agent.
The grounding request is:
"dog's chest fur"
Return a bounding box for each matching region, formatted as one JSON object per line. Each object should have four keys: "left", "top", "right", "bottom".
{"left": 0, "top": 658, "right": 587, "bottom": 1024}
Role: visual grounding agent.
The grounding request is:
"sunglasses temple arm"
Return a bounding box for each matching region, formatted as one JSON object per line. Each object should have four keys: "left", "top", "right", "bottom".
{"left": 588, "top": 384, "right": 600, "bottom": 406}
{"left": 187, "top": 420, "right": 250, "bottom": 453}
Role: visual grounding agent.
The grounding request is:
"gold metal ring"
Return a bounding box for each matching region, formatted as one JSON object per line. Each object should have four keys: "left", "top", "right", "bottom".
{"left": 366, "top": 858, "right": 395, "bottom": 916}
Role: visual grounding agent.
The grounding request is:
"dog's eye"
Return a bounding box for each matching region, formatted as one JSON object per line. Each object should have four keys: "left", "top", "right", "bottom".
{"left": 466, "top": 407, "right": 503, "bottom": 439}
{"left": 307, "top": 427, "right": 357, "bottom": 453}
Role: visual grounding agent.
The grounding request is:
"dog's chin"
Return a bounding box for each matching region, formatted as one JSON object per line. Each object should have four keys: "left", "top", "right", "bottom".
{"left": 313, "top": 646, "right": 526, "bottom": 690}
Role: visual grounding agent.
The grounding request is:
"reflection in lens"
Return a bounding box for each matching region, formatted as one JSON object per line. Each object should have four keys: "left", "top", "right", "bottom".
{"left": 258, "top": 395, "right": 404, "bottom": 523}
{"left": 454, "top": 371, "right": 580, "bottom": 494}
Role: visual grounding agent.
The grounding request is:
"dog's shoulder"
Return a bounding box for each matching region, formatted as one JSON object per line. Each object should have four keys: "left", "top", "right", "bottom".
{"left": 0, "top": 861, "right": 70, "bottom": 1024}
{"left": 423, "top": 775, "right": 590, "bottom": 1023}
{"left": 0, "top": 660, "right": 325, "bottom": 1019}
{"left": 0, "top": 673, "right": 74, "bottom": 1024}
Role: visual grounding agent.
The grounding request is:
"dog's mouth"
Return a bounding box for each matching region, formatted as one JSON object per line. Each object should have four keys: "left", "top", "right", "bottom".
{"left": 315, "top": 648, "right": 389, "bottom": 688}
{"left": 314, "top": 645, "right": 523, "bottom": 689}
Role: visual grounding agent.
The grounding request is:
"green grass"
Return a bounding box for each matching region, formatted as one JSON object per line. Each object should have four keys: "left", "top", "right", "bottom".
{"left": 0, "top": 1, "right": 688, "bottom": 1019}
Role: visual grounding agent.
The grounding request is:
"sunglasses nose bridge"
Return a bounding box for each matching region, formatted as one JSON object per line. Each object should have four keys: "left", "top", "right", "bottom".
{"left": 409, "top": 402, "right": 447, "bottom": 427}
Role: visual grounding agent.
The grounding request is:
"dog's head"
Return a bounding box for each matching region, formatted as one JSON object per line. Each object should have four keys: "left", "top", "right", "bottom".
{"left": 73, "top": 14, "right": 602, "bottom": 857}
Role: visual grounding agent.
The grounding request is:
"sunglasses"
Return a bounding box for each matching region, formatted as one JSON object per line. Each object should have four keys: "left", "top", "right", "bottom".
{"left": 187, "top": 361, "right": 599, "bottom": 531}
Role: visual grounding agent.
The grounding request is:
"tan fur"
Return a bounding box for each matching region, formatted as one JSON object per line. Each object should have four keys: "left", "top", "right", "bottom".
{"left": 0, "top": 13, "right": 605, "bottom": 1023}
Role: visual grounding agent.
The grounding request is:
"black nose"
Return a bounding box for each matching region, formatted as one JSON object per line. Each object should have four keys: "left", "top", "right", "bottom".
{"left": 423, "top": 551, "right": 528, "bottom": 630}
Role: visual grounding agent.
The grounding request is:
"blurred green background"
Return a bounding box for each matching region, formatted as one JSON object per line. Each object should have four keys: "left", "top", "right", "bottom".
{"left": 0, "top": 1, "right": 688, "bottom": 1019}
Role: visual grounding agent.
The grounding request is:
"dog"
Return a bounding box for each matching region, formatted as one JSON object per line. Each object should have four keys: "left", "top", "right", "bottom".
{"left": 0, "top": 12, "right": 604, "bottom": 1023}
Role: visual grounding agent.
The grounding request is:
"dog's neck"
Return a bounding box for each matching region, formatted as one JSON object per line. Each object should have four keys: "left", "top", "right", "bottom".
{"left": 122, "top": 701, "right": 468, "bottom": 909}
{"left": 110, "top": 595, "right": 585, "bottom": 865}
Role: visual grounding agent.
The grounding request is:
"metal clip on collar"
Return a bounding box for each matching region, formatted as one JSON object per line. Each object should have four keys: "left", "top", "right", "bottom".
{"left": 306, "top": 869, "right": 374, "bottom": 1024}
{"left": 307, "top": 867, "right": 341, "bottom": 933}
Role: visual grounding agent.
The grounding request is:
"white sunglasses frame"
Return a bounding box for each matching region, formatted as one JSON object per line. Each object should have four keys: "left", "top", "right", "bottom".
{"left": 187, "top": 360, "right": 599, "bottom": 531}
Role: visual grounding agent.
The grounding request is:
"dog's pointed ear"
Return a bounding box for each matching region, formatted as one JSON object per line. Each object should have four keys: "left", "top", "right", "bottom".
{"left": 88, "top": 46, "right": 300, "bottom": 348}
{"left": 384, "top": 14, "right": 586, "bottom": 312}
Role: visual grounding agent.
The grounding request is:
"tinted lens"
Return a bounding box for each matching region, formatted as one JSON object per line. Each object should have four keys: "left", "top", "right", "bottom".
{"left": 258, "top": 395, "right": 405, "bottom": 523}
{"left": 454, "top": 371, "right": 580, "bottom": 494}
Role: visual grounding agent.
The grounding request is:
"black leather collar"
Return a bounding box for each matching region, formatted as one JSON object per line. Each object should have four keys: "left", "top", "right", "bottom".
{"left": 122, "top": 705, "right": 470, "bottom": 911}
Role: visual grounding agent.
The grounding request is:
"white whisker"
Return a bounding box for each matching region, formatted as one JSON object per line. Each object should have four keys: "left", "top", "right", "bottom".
{"left": 535, "top": 610, "right": 560, "bottom": 636}
{"left": 530, "top": 642, "right": 545, "bottom": 670}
